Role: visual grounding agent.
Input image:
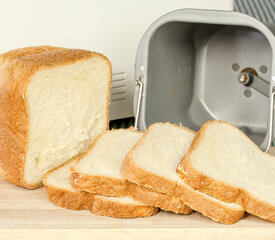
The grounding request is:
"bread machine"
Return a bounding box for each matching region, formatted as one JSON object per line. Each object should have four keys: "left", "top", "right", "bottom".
{"left": 134, "top": 9, "right": 275, "bottom": 152}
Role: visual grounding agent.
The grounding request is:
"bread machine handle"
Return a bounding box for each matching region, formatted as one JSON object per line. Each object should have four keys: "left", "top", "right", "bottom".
{"left": 266, "top": 87, "right": 275, "bottom": 152}
{"left": 134, "top": 77, "right": 143, "bottom": 129}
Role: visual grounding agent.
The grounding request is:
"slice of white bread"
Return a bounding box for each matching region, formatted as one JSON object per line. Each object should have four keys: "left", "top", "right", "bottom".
{"left": 0, "top": 46, "right": 111, "bottom": 189}
{"left": 178, "top": 120, "right": 275, "bottom": 222}
{"left": 71, "top": 129, "right": 143, "bottom": 197}
{"left": 43, "top": 158, "right": 159, "bottom": 218}
{"left": 71, "top": 128, "right": 192, "bottom": 214}
{"left": 121, "top": 123, "right": 245, "bottom": 224}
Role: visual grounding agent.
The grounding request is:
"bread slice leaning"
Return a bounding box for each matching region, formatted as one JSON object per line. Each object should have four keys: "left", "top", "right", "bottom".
{"left": 43, "top": 158, "right": 159, "bottom": 218}
{"left": 71, "top": 128, "right": 192, "bottom": 214}
{"left": 178, "top": 120, "right": 275, "bottom": 222}
{"left": 121, "top": 123, "right": 245, "bottom": 224}
{"left": 0, "top": 46, "right": 111, "bottom": 189}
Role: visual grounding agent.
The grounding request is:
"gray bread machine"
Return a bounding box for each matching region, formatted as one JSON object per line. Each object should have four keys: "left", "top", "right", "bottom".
{"left": 134, "top": 9, "right": 275, "bottom": 151}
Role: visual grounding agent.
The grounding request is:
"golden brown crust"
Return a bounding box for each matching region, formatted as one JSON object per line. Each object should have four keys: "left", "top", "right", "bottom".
{"left": 0, "top": 46, "right": 111, "bottom": 189}
{"left": 43, "top": 158, "right": 158, "bottom": 218}
{"left": 43, "top": 185, "right": 94, "bottom": 210}
{"left": 44, "top": 183, "right": 159, "bottom": 218}
{"left": 90, "top": 195, "right": 159, "bottom": 219}
{"left": 121, "top": 122, "right": 245, "bottom": 224}
{"left": 70, "top": 170, "right": 192, "bottom": 214}
{"left": 123, "top": 155, "right": 244, "bottom": 224}
{"left": 130, "top": 184, "right": 192, "bottom": 214}
{"left": 178, "top": 120, "right": 275, "bottom": 222}
{"left": 71, "top": 172, "right": 131, "bottom": 197}
{"left": 0, "top": 46, "right": 65, "bottom": 65}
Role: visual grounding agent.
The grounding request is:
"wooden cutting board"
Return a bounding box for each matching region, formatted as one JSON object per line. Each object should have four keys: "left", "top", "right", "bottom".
{"left": 1, "top": 148, "right": 275, "bottom": 239}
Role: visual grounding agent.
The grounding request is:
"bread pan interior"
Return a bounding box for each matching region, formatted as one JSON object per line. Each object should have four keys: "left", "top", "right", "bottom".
{"left": 145, "top": 22, "right": 272, "bottom": 146}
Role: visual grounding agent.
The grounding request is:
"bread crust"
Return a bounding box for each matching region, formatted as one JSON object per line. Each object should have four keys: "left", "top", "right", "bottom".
{"left": 44, "top": 182, "right": 159, "bottom": 218}
{"left": 130, "top": 184, "right": 192, "bottom": 214}
{"left": 70, "top": 171, "right": 192, "bottom": 214}
{"left": 0, "top": 46, "right": 65, "bottom": 65}
{"left": 178, "top": 120, "right": 275, "bottom": 222}
{"left": 71, "top": 172, "right": 131, "bottom": 197}
{"left": 90, "top": 195, "right": 159, "bottom": 218}
{"left": 43, "top": 158, "right": 159, "bottom": 218}
{"left": 70, "top": 126, "right": 192, "bottom": 214}
{"left": 43, "top": 184, "right": 94, "bottom": 210}
{"left": 121, "top": 122, "right": 245, "bottom": 224}
{"left": 0, "top": 46, "right": 111, "bottom": 189}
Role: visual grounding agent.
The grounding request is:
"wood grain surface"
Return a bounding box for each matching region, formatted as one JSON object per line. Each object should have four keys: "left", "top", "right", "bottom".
{"left": 1, "top": 148, "right": 275, "bottom": 239}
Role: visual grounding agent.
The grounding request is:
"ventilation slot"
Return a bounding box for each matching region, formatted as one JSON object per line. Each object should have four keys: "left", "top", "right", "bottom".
{"left": 111, "top": 72, "right": 127, "bottom": 102}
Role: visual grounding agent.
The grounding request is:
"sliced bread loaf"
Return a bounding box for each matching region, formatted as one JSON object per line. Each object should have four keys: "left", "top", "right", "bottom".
{"left": 178, "top": 120, "right": 275, "bottom": 222}
{"left": 71, "top": 129, "right": 192, "bottom": 214}
{"left": 121, "top": 123, "right": 245, "bottom": 224}
{"left": 43, "top": 158, "right": 159, "bottom": 218}
{"left": 0, "top": 46, "right": 111, "bottom": 189}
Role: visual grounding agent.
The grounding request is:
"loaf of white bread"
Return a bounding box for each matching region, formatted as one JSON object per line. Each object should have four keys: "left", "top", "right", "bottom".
{"left": 0, "top": 46, "right": 111, "bottom": 189}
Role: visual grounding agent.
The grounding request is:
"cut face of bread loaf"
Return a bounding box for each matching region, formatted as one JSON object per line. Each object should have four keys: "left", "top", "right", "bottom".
{"left": 72, "top": 129, "right": 142, "bottom": 190}
{"left": 178, "top": 120, "right": 275, "bottom": 222}
{"left": 71, "top": 129, "right": 143, "bottom": 196}
{"left": 43, "top": 158, "right": 159, "bottom": 218}
{"left": 121, "top": 123, "right": 245, "bottom": 224}
{"left": 0, "top": 46, "right": 111, "bottom": 189}
{"left": 71, "top": 129, "right": 192, "bottom": 214}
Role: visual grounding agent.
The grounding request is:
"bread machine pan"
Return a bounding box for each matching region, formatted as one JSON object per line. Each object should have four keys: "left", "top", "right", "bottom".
{"left": 134, "top": 9, "right": 275, "bottom": 152}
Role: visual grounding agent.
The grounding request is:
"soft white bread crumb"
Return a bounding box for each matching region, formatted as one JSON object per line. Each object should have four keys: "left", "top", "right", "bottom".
{"left": 188, "top": 122, "right": 275, "bottom": 204}
{"left": 74, "top": 129, "right": 143, "bottom": 178}
{"left": 45, "top": 158, "right": 76, "bottom": 191}
{"left": 25, "top": 56, "right": 111, "bottom": 186}
{"left": 181, "top": 121, "right": 275, "bottom": 217}
{"left": 131, "top": 124, "right": 195, "bottom": 182}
